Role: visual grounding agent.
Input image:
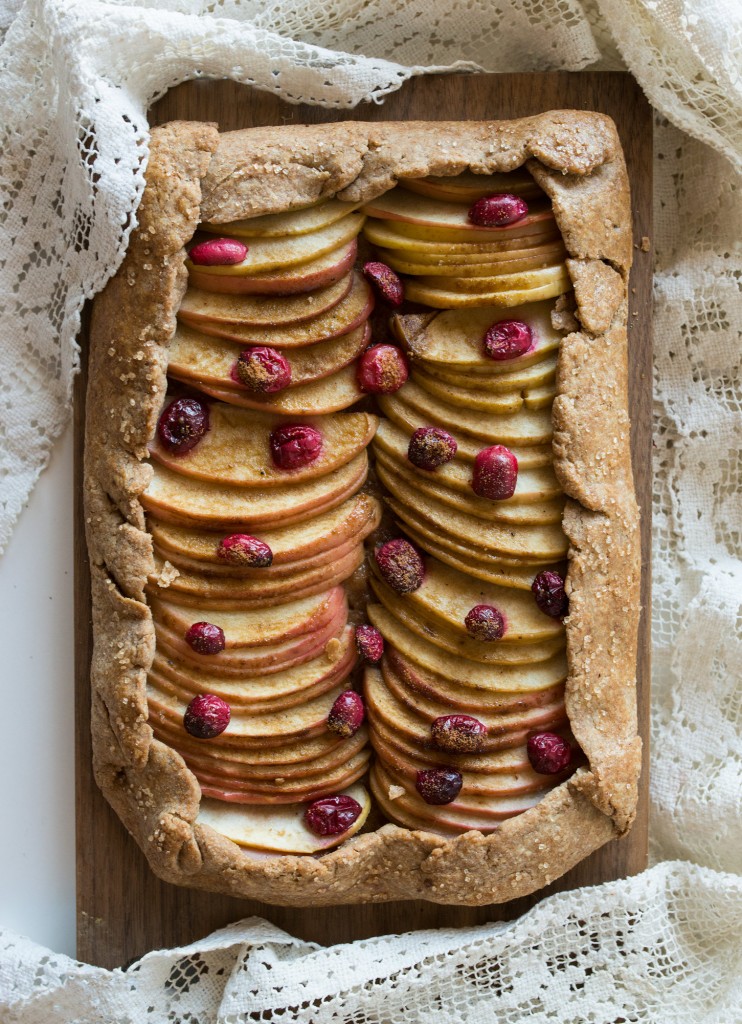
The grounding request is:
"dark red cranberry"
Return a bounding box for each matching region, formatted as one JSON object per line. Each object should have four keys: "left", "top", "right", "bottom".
{"left": 355, "top": 624, "right": 384, "bottom": 662}
{"left": 375, "top": 538, "right": 425, "bottom": 594}
{"left": 464, "top": 604, "right": 506, "bottom": 641}
{"left": 483, "top": 319, "right": 533, "bottom": 361}
{"left": 217, "top": 534, "right": 273, "bottom": 568}
{"left": 362, "top": 261, "right": 404, "bottom": 307}
{"left": 527, "top": 732, "right": 572, "bottom": 774}
{"left": 472, "top": 445, "right": 518, "bottom": 500}
{"left": 407, "top": 426, "right": 458, "bottom": 470}
{"left": 468, "top": 194, "right": 528, "bottom": 227}
{"left": 531, "top": 570, "right": 569, "bottom": 618}
{"left": 232, "top": 347, "right": 291, "bottom": 393}
{"left": 415, "top": 767, "right": 463, "bottom": 805}
{"left": 157, "top": 397, "right": 210, "bottom": 455}
{"left": 269, "top": 423, "right": 323, "bottom": 469}
{"left": 327, "top": 690, "right": 365, "bottom": 737}
{"left": 357, "top": 344, "right": 409, "bottom": 394}
{"left": 431, "top": 715, "right": 487, "bottom": 753}
{"left": 304, "top": 794, "right": 362, "bottom": 836}
{"left": 188, "top": 237, "right": 248, "bottom": 266}
{"left": 183, "top": 694, "right": 231, "bottom": 739}
{"left": 184, "top": 621, "right": 225, "bottom": 655}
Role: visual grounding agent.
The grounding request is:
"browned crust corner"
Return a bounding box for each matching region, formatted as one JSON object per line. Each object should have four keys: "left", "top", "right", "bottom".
{"left": 85, "top": 112, "right": 641, "bottom": 905}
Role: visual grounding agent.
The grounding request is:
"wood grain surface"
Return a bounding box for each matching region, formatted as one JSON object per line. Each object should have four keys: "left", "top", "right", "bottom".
{"left": 75, "top": 72, "right": 653, "bottom": 969}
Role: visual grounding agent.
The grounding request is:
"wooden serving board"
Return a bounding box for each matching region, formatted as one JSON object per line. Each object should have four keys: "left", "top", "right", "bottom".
{"left": 75, "top": 72, "right": 652, "bottom": 969}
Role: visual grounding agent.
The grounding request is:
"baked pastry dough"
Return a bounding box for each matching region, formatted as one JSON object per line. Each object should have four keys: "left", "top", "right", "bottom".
{"left": 85, "top": 114, "right": 641, "bottom": 904}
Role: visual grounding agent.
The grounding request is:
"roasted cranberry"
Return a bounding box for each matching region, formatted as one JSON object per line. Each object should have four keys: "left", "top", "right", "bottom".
{"left": 357, "top": 344, "right": 409, "bottom": 394}
{"left": 183, "top": 694, "right": 231, "bottom": 739}
{"left": 375, "top": 538, "right": 425, "bottom": 594}
{"left": 217, "top": 534, "right": 273, "bottom": 568}
{"left": 355, "top": 624, "right": 384, "bottom": 662}
{"left": 468, "top": 194, "right": 528, "bottom": 227}
{"left": 188, "top": 237, "right": 248, "bottom": 266}
{"left": 157, "top": 397, "right": 209, "bottom": 455}
{"left": 185, "top": 621, "right": 225, "bottom": 655}
{"left": 269, "top": 423, "right": 323, "bottom": 469}
{"left": 532, "top": 570, "right": 569, "bottom": 618}
{"left": 232, "top": 346, "right": 291, "bottom": 393}
{"left": 415, "top": 767, "right": 463, "bottom": 805}
{"left": 304, "top": 794, "right": 362, "bottom": 836}
{"left": 527, "top": 732, "right": 572, "bottom": 774}
{"left": 472, "top": 445, "right": 518, "bottom": 500}
{"left": 407, "top": 426, "right": 457, "bottom": 470}
{"left": 483, "top": 319, "right": 533, "bottom": 361}
{"left": 465, "top": 604, "right": 506, "bottom": 641}
{"left": 431, "top": 715, "right": 487, "bottom": 753}
{"left": 362, "top": 261, "right": 404, "bottom": 307}
{"left": 327, "top": 690, "right": 365, "bottom": 737}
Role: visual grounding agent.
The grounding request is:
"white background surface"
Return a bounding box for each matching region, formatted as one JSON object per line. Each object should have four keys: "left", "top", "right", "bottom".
{"left": 0, "top": 425, "right": 76, "bottom": 957}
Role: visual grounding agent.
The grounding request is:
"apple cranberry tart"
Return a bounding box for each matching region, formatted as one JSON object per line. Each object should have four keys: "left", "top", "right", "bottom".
{"left": 85, "top": 115, "right": 641, "bottom": 905}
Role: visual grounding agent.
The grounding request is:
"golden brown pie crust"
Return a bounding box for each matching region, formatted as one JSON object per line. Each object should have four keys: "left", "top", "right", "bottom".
{"left": 85, "top": 115, "right": 641, "bottom": 905}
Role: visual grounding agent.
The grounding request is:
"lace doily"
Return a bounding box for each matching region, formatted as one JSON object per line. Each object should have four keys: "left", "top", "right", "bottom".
{"left": 1, "top": 1, "right": 740, "bottom": 1021}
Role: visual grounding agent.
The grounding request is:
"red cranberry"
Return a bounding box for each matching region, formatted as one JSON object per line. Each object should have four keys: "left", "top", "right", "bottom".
{"left": 407, "top": 426, "right": 458, "bottom": 471}
{"left": 357, "top": 344, "right": 409, "bottom": 394}
{"left": 232, "top": 347, "right": 291, "bottom": 393}
{"left": 468, "top": 194, "right": 528, "bottom": 227}
{"left": 189, "top": 237, "right": 247, "bottom": 266}
{"left": 532, "top": 570, "right": 569, "bottom": 618}
{"left": 483, "top": 319, "right": 533, "bottom": 361}
{"left": 415, "top": 767, "right": 463, "bottom": 805}
{"left": 472, "top": 445, "right": 518, "bottom": 500}
{"left": 183, "top": 694, "right": 231, "bottom": 739}
{"left": 304, "top": 794, "right": 362, "bottom": 836}
{"left": 355, "top": 624, "right": 384, "bottom": 662}
{"left": 185, "top": 621, "right": 225, "bottom": 655}
{"left": 431, "top": 715, "right": 487, "bottom": 753}
{"left": 362, "top": 261, "right": 404, "bottom": 307}
{"left": 465, "top": 604, "right": 506, "bottom": 641}
{"left": 375, "top": 538, "right": 425, "bottom": 594}
{"left": 217, "top": 534, "right": 273, "bottom": 568}
{"left": 327, "top": 690, "right": 365, "bottom": 737}
{"left": 269, "top": 423, "right": 323, "bottom": 470}
{"left": 157, "top": 397, "right": 209, "bottom": 455}
{"left": 527, "top": 732, "right": 572, "bottom": 774}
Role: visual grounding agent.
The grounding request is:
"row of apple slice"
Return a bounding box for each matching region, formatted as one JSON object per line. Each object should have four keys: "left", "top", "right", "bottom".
{"left": 362, "top": 174, "right": 570, "bottom": 307}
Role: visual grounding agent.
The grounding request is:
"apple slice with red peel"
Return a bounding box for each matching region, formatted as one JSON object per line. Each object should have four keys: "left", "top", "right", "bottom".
{"left": 200, "top": 364, "right": 364, "bottom": 416}
{"left": 196, "top": 750, "right": 370, "bottom": 804}
{"left": 142, "top": 451, "right": 368, "bottom": 530}
{"left": 364, "top": 191, "right": 551, "bottom": 234}
{"left": 200, "top": 200, "right": 364, "bottom": 239}
{"left": 188, "top": 240, "right": 357, "bottom": 295}
{"left": 379, "top": 246, "right": 567, "bottom": 278}
{"left": 368, "top": 717, "right": 531, "bottom": 776}
{"left": 405, "top": 271, "right": 571, "bottom": 309}
{"left": 420, "top": 354, "right": 557, "bottom": 391}
{"left": 178, "top": 273, "right": 352, "bottom": 327}
{"left": 368, "top": 604, "right": 565, "bottom": 686}
{"left": 155, "top": 717, "right": 346, "bottom": 765}
{"left": 168, "top": 322, "right": 369, "bottom": 393}
{"left": 149, "top": 405, "right": 376, "bottom": 488}
{"left": 415, "top": 263, "right": 567, "bottom": 295}
{"left": 148, "top": 493, "right": 381, "bottom": 568}
{"left": 401, "top": 171, "right": 544, "bottom": 203}
{"left": 197, "top": 784, "right": 370, "bottom": 854}
{"left": 187, "top": 214, "right": 364, "bottom": 277}
{"left": 365, "top": 218, "right": 561, "bottom": 255}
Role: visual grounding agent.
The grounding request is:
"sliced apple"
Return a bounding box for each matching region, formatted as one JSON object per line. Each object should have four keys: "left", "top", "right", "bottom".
{"left": 147, "top": 493, "right": 381, "bottom": 568}
{"left": 383, "top": 240, "right": 565, "bottom": 269}
{"left": 414, "top": 263, "right": 566, "bottom": 295}
{"left": 150, "top": 405, "right": 376, "bottom": 488}
{"left": 369, "top": 604, "right": 565, "bottom": 683}
{"left": 379, "top": 247, "right": 567, "bottom": 278}
{"left": 181, "top": 273, "right": 373, "bottom": 347}
{"left": 197, "top": 755, "right": 370, "bottom": 805}
{"left": 369, "top": 717, "right": 531, "bottom": 776}
{"left": 197, "top": 783, "right": 371, "bottom": 854}
{"left": 364, "top": 191, "right": 552, "bottom": 235}
{"left": 364, "top": 218, "right": 561, "bottom": 255}
{"left": 187, "top": 214, "right": 364, "bottom": 277}
{"left": 188, "top": 240, "right": 357, "bottom": 295}
{"left": 199, "top": 364, "right": 364, "bottom": 416}
{"left": 411, "top": 367, "right": 556, "bottom": 416}
{"left": 154, "top": 718, "right": 346, "bottom": 767}
{"left": 200, "top": 199, "right": 363, "bottom": 239}
{"left": 168, "top": 322, "right": 368, "bottom": 392}
{"left": 405, "top": 271, "right": 571, "bottom": 309}
{"left": 419, "top": 354, "right": 557, "bottom": 391}
{"left": 141, "top": 451, "right": 368, "bottom": 530}
{"left": 178, "top": 273, "right": 353, "bottom": 327}
{"left": 400, "top": 171, "right": 544, "bottom": 203}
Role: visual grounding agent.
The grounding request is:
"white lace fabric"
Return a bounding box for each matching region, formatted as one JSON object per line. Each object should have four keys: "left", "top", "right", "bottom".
{"left": 1, "top": 1, "right": 741, "bottom": 1021}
